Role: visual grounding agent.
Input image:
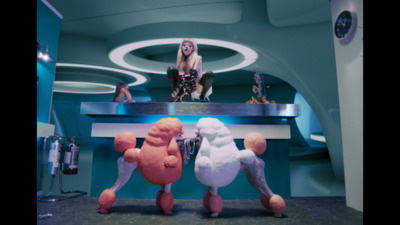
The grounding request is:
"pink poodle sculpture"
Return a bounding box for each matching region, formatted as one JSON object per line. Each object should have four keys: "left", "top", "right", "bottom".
{"left": 194, "top": 117, "right": 286, "bottom": 217}
{"left": 98, "top": 117, "right": 184, "bottom": 214}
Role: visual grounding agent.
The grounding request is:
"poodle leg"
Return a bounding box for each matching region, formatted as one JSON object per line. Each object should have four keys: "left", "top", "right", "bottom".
{"left": 260, "top": 192, "right": 285, "bottom": 217}
{"left": 203, "top": 186, "right": 212, "bottom": 211}
{"left": 98, "top": 156, "right": 138, "bottom": 213}
{"left": 260, "top": 191, "right": 271, "bottom": 209}
{"left": 159, "top": 183, "right": 174, "bottom": 214}
{"left": 156, "top": 185, "right": 165, "bottom": 208}
{"left": 242, "top": 156, "right": 286, "bottom": 217}
{"left": 209, "top": 187, "right": 223, "bottom": 217}
{"left": 98, "top": 189, "right": 116, "bottom": 214}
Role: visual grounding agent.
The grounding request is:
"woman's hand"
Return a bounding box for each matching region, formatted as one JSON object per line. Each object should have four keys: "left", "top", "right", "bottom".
{"left": 120, "top": 87, "right": 127, "bottom": 95}
{"left": 125, "top": 89, "right": 132, "bottom": 99}
{"left": 123, "top": 87, "right": 135, "bottom": 102}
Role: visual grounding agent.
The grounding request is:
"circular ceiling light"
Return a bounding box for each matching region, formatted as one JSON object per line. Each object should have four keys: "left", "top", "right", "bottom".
{"left": 109, "top": 38, "right": 258, "bottom": 74}
{"left": 54, "top": 63, "right": 148, "bottom": 94}
{"left": 53, "top": 81, "right": 116, "bottom": 94}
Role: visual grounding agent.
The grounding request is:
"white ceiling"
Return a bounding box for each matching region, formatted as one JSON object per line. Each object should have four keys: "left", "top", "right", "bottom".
{"left": 45, "top": 0, "right": 333, "bottom": 92}
{"left": 47, "top": 0, "right": 331, "bottom": 39}
{"left": 47, "top": 0, "right": 244, "bottom": 39}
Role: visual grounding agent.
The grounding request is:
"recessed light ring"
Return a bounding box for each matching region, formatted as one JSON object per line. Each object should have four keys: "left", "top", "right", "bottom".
{"left": 53, "top": 63, "right": 148, "bottom": 94}
{"left": 108, "top": 38, "right": 258, "bottom": 74}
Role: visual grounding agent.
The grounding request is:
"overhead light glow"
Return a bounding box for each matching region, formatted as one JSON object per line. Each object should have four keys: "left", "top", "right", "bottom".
{"left": 53, "top": 81, "right": 116, "bottom": 94}
{"left": 109, "top": 38, "right": 258, "bottom": 74}
{"left": 56, "top": 63, "right": 147, "bottom": 87}
{"left": 53, "top": 63, "right": 148, "bottom": 94}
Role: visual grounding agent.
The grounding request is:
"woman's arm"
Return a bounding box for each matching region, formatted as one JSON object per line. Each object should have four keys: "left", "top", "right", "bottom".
{"left": 194, "top": 55, "right": 203, "bottom": 93}
{"left": 194, "top": 55, "right": 202, "bottom": 81}
{"left": 114, "top": 96, "right": 125, "bottom": 102}
{"left": 124, "top": 89, "right": 135, "bottom": 102}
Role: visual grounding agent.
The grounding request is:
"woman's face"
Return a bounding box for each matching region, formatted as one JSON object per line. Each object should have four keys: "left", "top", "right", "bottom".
{"left": 120, "top": 86, "right": 128, "bottom": 95}
{"left": 181, "top": 41, "right": 194, "bottom": 56}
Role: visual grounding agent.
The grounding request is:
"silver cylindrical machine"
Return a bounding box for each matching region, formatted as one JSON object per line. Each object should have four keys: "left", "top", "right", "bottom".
{"left": 63, "top": 138, "right": 79, "bottom": 175}
{"left": 46, "top": 137, "right": 62, "bottom": 175}
{"left": 39, "top": 135, "right": 86, "bottom": 202}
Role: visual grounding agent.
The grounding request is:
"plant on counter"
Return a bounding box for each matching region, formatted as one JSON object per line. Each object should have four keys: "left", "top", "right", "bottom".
{"left": 246, "top": 69, "right": 276, "bottom": 104}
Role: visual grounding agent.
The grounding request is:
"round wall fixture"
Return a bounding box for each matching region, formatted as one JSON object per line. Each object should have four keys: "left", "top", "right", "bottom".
{"left": 53, "top": 63, "right": 148, "bottom": 94}
{"left": 109, "top": 38, "right": 258, "bottom": 74}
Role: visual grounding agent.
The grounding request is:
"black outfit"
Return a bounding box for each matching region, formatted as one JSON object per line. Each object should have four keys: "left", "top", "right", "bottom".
{"left": 167, "top": 66, "right": 214, "bottom": 102}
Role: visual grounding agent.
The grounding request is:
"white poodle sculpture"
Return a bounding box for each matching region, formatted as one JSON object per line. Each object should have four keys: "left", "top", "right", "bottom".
{"left": 194, "top": 118, "right": 286, "bottom": 217}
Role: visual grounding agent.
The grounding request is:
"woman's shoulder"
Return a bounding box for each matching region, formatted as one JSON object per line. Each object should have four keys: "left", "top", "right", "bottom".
{"left": 194, "top": 55, "right": 202, "bottom": 64}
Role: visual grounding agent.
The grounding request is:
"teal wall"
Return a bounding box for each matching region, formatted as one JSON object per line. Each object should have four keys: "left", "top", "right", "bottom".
{"left": 37, "top": 0, "right": 61, "bottom": 192}
{"left": 37, "top": 0, "right": 61, "bottom": 123}
{"left": 294, "top": 92, "right": 326, "bottom": 148}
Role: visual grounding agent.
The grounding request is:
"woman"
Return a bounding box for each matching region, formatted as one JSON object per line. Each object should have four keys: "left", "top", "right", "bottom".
{"left": 167, "top": 38, "right": 214, "bottom": 102}
{"left": 113, "top": 83, "right": 135, "bottom": 102}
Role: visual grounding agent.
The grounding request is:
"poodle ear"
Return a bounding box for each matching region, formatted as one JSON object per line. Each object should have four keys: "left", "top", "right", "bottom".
{"left": 198, "top": 136, "right": 210, "bottom": 157}
{"left": 167, "top": 137, "right": 179, "bottom": 155}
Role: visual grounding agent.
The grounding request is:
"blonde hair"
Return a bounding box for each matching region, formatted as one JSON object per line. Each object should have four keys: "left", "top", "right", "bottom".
{"left": 176, "top": 38, "right": 199, "bottom": 75}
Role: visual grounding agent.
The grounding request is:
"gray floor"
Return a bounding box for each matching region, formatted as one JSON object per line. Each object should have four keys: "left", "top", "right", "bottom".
{"left": 38, "top": 145, "right": 357, "bottom": 224}
{"left": 37, "top": 196, "right": 362, "bottom": 225}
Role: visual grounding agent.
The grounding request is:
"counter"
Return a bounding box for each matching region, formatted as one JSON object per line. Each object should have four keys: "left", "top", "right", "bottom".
{"left": 81, "top": 102, "right": 300, "bottom": 199}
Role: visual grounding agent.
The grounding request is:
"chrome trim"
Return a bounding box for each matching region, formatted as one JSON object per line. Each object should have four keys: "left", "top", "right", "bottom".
{"left": 80, "top": 102, "right": 300, "bottom": 118}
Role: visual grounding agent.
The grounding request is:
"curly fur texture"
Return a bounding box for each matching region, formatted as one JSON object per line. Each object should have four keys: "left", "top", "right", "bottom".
{"left": 138, "top": 118, "right": 184, "bottom": 185}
